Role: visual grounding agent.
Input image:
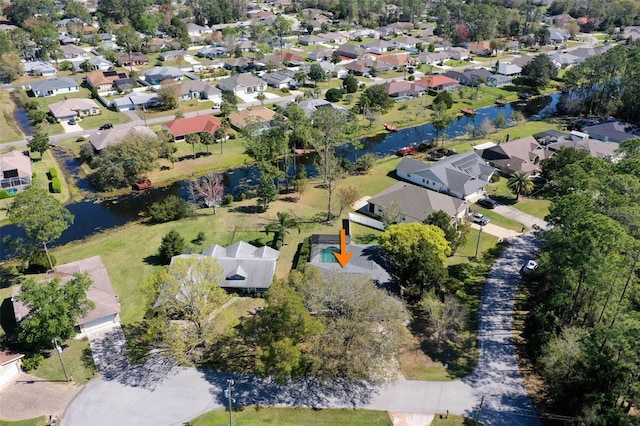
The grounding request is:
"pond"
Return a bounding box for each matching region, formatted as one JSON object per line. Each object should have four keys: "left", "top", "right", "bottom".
{"left": 0, "top": 94, "right": 560, "bottom": 259}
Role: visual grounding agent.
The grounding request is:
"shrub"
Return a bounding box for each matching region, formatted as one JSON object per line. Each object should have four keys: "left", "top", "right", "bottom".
{"left": 356, "top": 153, "right": 376, "bottom": 173}
{"left": 325, "top": 88, "right": 343, "bottom": 102}
{"left": 158, "top": 230, "right": 186, "bottom": 264}
{"left": 51, "top": 177, "right": 62, "bottom": 193}
{"left": 224, "top": 194, "right": 234, "bottom": 205}
{"left": 491, "top": 173, "right": 501, "bottom": 183}
{"left": 148, "top": 195, "right": 193, "bottom": 223}
{"left": 21, "top": 353, "right": 45, "bottom": 371}
{"left": 28, "top": 249, "right": 56, "bottom": 273}
{"left": 280, "top": 87, "right": 290, "bottom": 94}
{"left": 0, "top": 189, "right": 10, "bottom": 199}
{"left": 238, "top": 192, "right": 247, "bottom": 201}
{"left": 408, "top": 75, "right": 415, "bottom": 81}
{"left": 79, "top": 143, "right": 95, "bottom": 166}
{"left": 293, "top": 237, "right": 312, "bottom": 270}
{"left": 49, "top": 167, "right": 58, "bottom": 179}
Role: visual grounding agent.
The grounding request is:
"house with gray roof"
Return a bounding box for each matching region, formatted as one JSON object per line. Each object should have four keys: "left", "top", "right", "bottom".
{"left": 218, "top": 73, "right": 266, "bottom": 95}
{"left": 546, "top": 137, "right": 620, "bottom": 160}
{"left": 299, "top": 34, "right": 325, "bottom": 46}
{"left": 197, "top": 46, "right": 228, "bottom": 59}
{"left": 367, "top": 182, "right": 468, "bottom": 225}
{"left": 30, "top": 77, "right": 79, "bottom": 97}
{"left": 582, "top": 120, "right": 640, "bottom": 143}
{"left": 476, "top": 136, "right": 551, "bottom": 176}
{"left": 159, "top": 50, "right": 188, "bottom": 62}
{"left": 23, "top": 61, "right": 57, "bottom": 77}
{"left": 188, "top": 241, "right": 280, "bottom": 293}
{"left": 143, "top": 66, "right": 184, "bottom": 85}
{"left": 260, "top": 69, "right": 298, "bottom": 89}
{"left": 90, "top": 125, "right": 156, "bottom": 152}
{"left": 395, "top": 153, "right": 495, "bottom": 200}
{"left": 307, "top": 235, "right": 394, "bottom": 289}
{"left": 337, "top": 44, "right": 367, "bottom": 59}
{"left": 178, "top": 80, "right": 222, "bottom": 104}
{"left": 111, "top": 92, "right": 160, "bottom": 111}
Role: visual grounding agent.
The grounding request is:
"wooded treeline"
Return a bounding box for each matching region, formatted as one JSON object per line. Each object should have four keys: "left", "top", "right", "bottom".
{"left": 527, "top": 141, "right": 640, "bottom": 423}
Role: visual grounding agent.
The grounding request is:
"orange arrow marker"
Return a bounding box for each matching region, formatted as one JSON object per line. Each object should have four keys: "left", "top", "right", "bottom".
{"left": 333, "top": 228, "right": 353, "bottom": 268}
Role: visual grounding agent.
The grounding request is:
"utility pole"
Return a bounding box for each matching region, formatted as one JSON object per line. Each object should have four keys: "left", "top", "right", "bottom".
{"left": 225, "top": 379, "right": 235, "bottom": 426}
{"left": 475, "top": 222, "right": 484, "bottom": 258}
{"left": 475, "top": 395, "right": 485, "bottom": 425}
{"left": 52, "top": 338, "right": 70, "bottom": 382}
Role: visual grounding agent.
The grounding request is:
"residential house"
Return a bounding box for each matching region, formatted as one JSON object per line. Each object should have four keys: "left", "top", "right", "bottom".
{"left": 144, "top": 38, "right": 170, "bottom": 53}
{"left": 111, "top": 93, "right": 160, "bottom": 111}
{"left": 143, "top": 66, "right": 184, "bottom": 85}
{"left": 367, "top": 182, "right": 468, "bottom": 224}
{"left": 60, "top": 44, "right": 88, "bottom": 59}
{"left": 476, "top": 136, "right": 551, "bottom": 176}
{"left": 624, "top": 26, "right": 640, "bottom": 42}
{"left": 317, "top": 32, "right": 349, "bottom": 44}
{"left": 416, "top": 74, "right": 460, "bottom": 92}
{"left": 382, "top": 80, "right": 429, "bottom": 98}
{"left": 198, "top": 46, "right": 228, "bottom": 59}
{"left": 48, "top": 98, "right": 101, "bottom": 122}
{"left": 299, "top": 34, "right": 325, "bottom": 46}
{"left": 90, "top": 126, "right": 156, "bottom": 152}
{"left": 307, "top": 234, "right": 393, "bottom": 285}
{"left": 78, "top": 56, "right": 113, "bottom": 72}
{"left": 582, "top": 120, "right": 639, "bottom": 143}
{"left": 223, "top": 57, "right": 256, "bottom": 72}
{"left": 159, "top": 50, "right": 188, "bottom": 62}
{"left": 393, "top": 36, "right": 423, "bottom": 50}
{"left": 116, "top": 52, "right": 149, "bottom": 67}
{"left": 496, "top": 62, "right": 522, "bottom": 77}
{"left": 388, "top": 22, "right": 414, "bottom": 32}
{"left": 30, "top": 77, "right": 79, "bottom": 97}
{"left": 23, "top": 61, "right": 56, "bottom": 77}
{"left": 228, "top": 106, "right": 276, "bottom": 130}
{"left": 218, "top": 73, "right": 266, "bottom": 95}
{"left": 344, "top": 58, "right": 392, "bottom": 75}
{"left": 0, "top": 350, "right": 25, "bottom": 389}
{"left": 178, "top": 80, "right": 222, "bottom": 105}
{"left": 86, "top": 70, "right": 130, "bottom": 92}
{"left": 297, "top": 98, "right": 344, "bottom": 117}
{"left": 236, "top": 40, "right": 258, "bottom": 53}
{"left": 417, "top": 51, "right": 449, "bottom": 65}
{"left": 187, "top": 23, "right": 212, "bottom": 40}
{"left": 546, "top": 137, "right": 620, "bottom": 160}
{"left": 378, "top": 54, "right": 415, "bottom": 68}
{"left": 196, "top": 241, "right": 279, "bottom": 293}
{"left": 395, "top": 153, "right": 495, "bottom": 200}
{"left": 12, "top": 256, "right": 121, "bottom": 335}
{"left": 274, "top": 51, "right": 305, "bottom": 66}
{"left": 445, "top": 68, "right": 510, "bottom": 87}
{"left": 442, "top": 47, "right": 470, "bottom": 60}
{"left": 261, "top": 69, "right": 298, "bottom": 89}
{"left": 549, "top": 29, "right": 567, "bottom": 44}
{"left": 164, "top": 115, "right": 221, "bottom": 142}
{"left": 571, "top": 45, "right": 614, "bottom": 61}
{"left": 336, "top": 44, "right": 367, "bottom": 59}
{"left": 308, "top": 48, "right": 335, "bottom": 61}
{"left": 0, "top": 151, "right": 32, "bottom": 193}
{"left": 549, "top": 12, "right": 575, "bottom": 27}
{"left": 467, "top": 41, "right": 492, "bottom": 56}
{"left": 362, "top": 39, "right": 396, "bottom": 54}
{"left": 300, "top": 61, "right": 347, "bottom": 78}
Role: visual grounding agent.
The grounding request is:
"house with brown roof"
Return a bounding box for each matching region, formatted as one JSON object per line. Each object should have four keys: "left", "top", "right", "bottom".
{"left": 48, "top": 98, "right": 101, "bottom": 122}
{"left": 0, "top": 350, "right": 24, "bottom": 389}
{"left": 164, "top": 115, "right": 222, "bottom": 141}
{"left": 416, "top": 75, "right": 460, "bottom": 92}
{"left": 476, "top": 136, "right": 552, "bottom": 176}
{"left": 274, "top": 51, "right": 305, "bottom": 66}
{"left": 228, "top": 106, "right": 276, "bottom": 130}
{"left": 378, "top": 54, "right": 415, "bottom": 68}
{"left": 367, "top": 182, "right": 468, "bottom": 224}
{"left": 382, "top": 80, "right": 429, "bottom": 98}
{"left": 12, "top": 256, "right": 121, "bottom": 335}
{"left": 86, "top": 70, "right": 130, "bottom": 92}
{"left": 116, "top": 52, "right": 149, "bottom": 67}
{"left": 467, "top": 41, "right": 492, "bottom": 56}
{"left": 0, "top": 151, "right": 32, "bottom": 194}
{"left": 344, "top": 58, "right": 392, "bottom": 75}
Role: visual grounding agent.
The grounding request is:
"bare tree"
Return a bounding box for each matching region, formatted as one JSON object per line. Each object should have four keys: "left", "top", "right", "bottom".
{"left": 192, "top": 172, "right": 225, "bottom": 215}
{"left": 420, "top": 292, "right": 467, "bottom": 347}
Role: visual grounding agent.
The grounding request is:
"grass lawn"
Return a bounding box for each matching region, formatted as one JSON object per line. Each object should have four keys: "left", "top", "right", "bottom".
{"left": 189, "top": 407, "right": 392, "bottom": 426}
{"left": 32, "top": 338, "right": 97, "bottom": 384}
{"left": 142, "top": 100, "right": 214, "bottom": 120}
{"left": 475, "top": 208, "right": 527, "bottom": 232}
{"left": 514, "top": 197, "right": 550, "bottom": 220}
{"left": 0, "top": 417, "right": 46, "bottom": 426}
{"left": 431, "top": 413, "right": 480, "bottom": 425}
{"left": 0, "top": 91, "right": 24, "bottom": 143}
{"left": 448, "top": 228, "right": 499, "bottom": 265}
{"left": 211, "top": 297, "right": 265, "bottom": 335}
{"left": 78, "top": 108, "right": 130, "bottom": 130}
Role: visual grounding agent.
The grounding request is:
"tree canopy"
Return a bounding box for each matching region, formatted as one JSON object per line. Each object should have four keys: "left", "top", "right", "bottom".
{"left": 520, "top": 54, "right": 558, "bottom": 92}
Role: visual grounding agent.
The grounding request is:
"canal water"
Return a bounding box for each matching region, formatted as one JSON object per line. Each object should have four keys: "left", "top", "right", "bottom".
{"left": 0, "top": 94, "right": 560, "bottom": 259}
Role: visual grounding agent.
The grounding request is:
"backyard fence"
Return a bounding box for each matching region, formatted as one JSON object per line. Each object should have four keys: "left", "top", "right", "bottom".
{"left": 348, "top": 213, "right": 385, "bottom": 231}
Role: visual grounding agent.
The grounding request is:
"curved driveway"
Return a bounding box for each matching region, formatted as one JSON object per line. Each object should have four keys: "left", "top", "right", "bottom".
{"left": 62, "top": 233, "right": 543, "bottom": 426}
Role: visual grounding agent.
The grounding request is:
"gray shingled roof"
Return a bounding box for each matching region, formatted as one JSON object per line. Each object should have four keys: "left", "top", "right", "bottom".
{"left": 30, "top": 77, "right": 78, "bottom": 92}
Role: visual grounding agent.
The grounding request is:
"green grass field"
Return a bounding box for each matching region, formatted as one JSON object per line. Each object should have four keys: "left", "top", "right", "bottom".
{"left": 0, "top": 417, "right": 46, "bottom": 426}
{"left": 78, "top": 108, "right": 130, "bottom": 130}
{"left": 31, "top": 338, "right": 97, "bottom": 384}
{"left": 0, "top": 91, "right": 24, "bottom": 143}
{"left": 189, "top": 407, "right": 392, "bottom": 426}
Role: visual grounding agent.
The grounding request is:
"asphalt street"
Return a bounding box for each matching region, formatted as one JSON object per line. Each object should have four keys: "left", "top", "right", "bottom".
{"left": 62, "top": 233, "right": 544, "bottom": 426}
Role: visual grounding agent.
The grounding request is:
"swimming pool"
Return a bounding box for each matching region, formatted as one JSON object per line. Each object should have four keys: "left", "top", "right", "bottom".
{"left": 320, "top": 247, "right": 340, "bottom": 263}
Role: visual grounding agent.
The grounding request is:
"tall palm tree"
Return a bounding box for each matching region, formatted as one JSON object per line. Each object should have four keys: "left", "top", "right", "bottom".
{"left": 507, "top": 171, "right": 534, "bottom": 200}
{"left": 265, "top": 212, "right": 300, "bottom": 247}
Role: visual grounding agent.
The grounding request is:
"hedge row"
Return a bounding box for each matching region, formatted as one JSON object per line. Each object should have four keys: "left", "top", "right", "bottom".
{"left": 51, "top": 177, "right": 62, "bottom": 193}
{"left": 48, "top": 167, "right": 58, "bottom": 179}
{"left": 293, "top": 237, "right": 312, "bottom": 270}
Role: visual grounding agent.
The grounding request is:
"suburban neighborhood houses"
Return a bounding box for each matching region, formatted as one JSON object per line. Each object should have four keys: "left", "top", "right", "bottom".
{"left": 2, "top": 0, "right": 640, "bottom": 424}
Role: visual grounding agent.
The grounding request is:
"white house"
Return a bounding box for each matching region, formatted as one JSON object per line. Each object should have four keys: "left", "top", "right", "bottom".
{"left": 0, "top": 350, "right": 24, "bottom": 389}
{"left": 218, "top": 73, "right": 266, "bottom": 95}
{"left": 30, "top": 77, "right": 79, "bottom": 97}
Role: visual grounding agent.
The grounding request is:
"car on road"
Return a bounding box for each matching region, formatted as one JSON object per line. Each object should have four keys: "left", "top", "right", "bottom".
{"left": 472, "top": 213, "right": 490, "bottom": 226}
{"left": 99, "top": 123, "right": 113, "bottom": 130}
{"left": 521, "top": 260, "right": 538, "bottom": 274}
{"left": 477, "top": 197, "right": 498, "bottom": 209}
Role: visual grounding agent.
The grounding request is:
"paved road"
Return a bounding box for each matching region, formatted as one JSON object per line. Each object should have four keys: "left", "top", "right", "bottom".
{"left": 62, "top": 233, "right": 543, "bottom": 426}
{"left": 493, "top": 205, "right": 548, "bottom": 229}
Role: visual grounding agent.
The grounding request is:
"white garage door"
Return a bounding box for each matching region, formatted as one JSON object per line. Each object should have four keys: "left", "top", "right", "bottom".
{"left": 0, "top": 362, "right": 21, "bottom": 389}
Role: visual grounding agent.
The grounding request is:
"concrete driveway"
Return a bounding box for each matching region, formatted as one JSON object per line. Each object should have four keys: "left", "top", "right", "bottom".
{"left": 493, "top": 205, "right": 548, "bottom": 230}
{"left": 62, "top": 233, "right": 544, "bottom": 426}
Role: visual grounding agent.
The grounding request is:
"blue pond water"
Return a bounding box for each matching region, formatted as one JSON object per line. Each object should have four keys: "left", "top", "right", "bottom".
{"left": 0, "top": 94, "right": 560, "bottom": 259}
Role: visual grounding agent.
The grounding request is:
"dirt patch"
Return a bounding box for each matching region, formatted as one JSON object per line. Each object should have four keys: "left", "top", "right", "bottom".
{"left": 389, "top": 412, "right": 435, "bottom": 426}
